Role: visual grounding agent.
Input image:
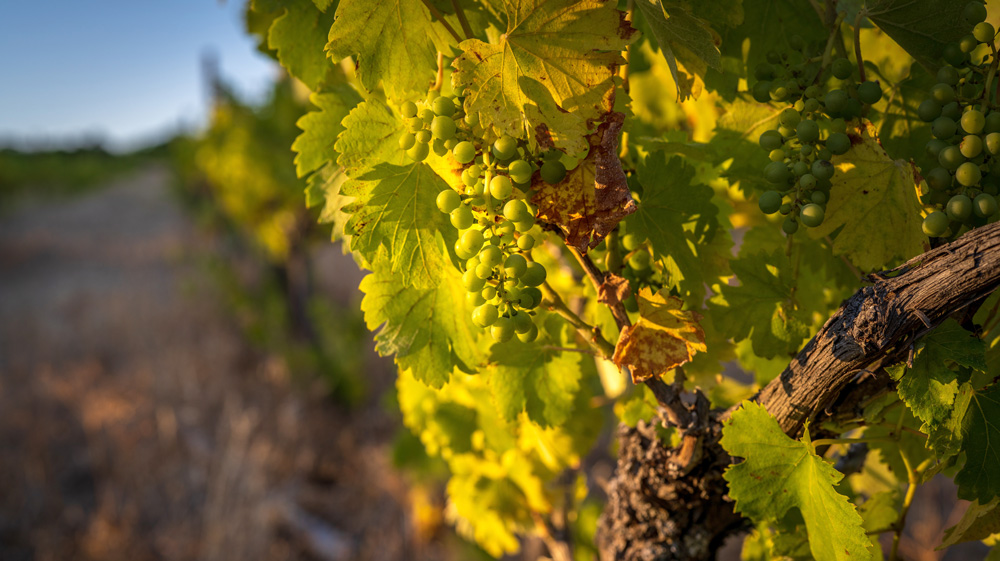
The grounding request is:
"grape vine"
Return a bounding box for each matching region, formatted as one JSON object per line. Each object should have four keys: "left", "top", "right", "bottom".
{"left": 233, "top": 0, "right": 1000, "bottom": 559}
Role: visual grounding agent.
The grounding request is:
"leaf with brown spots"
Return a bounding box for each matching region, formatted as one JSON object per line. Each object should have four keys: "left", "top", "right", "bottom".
{"left": 598, "top": 272, "right": 631, "bottom": 308}
{"left": 612, "top": 288, "right": 706, "bottom": 383}
{"left": 532, "top": 112, "right": 637, "bottom": 251}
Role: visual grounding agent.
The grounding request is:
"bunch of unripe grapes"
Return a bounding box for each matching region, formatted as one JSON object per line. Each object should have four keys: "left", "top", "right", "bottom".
{"left": 750, "top": 37, "right": 883, "bottom": 234}
{"left": 917, "top": 1, "right": 999, "bottom": 238}
{"left": 407, "top": 93, "right": 569, "bottom": 343}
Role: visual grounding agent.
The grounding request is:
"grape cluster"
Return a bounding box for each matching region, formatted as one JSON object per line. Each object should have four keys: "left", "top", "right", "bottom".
{"left": 750, "top": 36, "right": 884, "bottom": 234}
{"left": 916, "top": 2, "right": 999, "bottom": 238}
{"left": 407, "top": 93, "right": 569, "bottom": 343}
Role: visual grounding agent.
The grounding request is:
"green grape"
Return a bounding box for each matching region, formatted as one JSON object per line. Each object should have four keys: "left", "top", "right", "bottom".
{"left": 453, "top": 141, "right": 476, "bottom": 164}
{"left": 628, "top": 249, "right": 651, "bottom": 271}
{"left": 925, "top": 167, "right": 953, "bottom": 191}
{"left": 959, "top": 34, "right": 978, "bottom": 53}
{"left": 941, "top": 102, "right": 962, "bottom": 120}
{"left": 482, "top": 285, "right": 497, "bottom": 301}
{"left": 504, "top": 254, "right": 528, "bottom": 278}
{"left": 512, "top": 311, "right": 533, "bottom": 335}
{"left": 960, "top": 135, "right": 983, "bottom": 158}
{"left": 521, "top": 287, "right": 542, "bottom": 309}
{"left": 752, "top": 81, "right": 772, "bottom": 103}
{"left": 830, "top": 118, "right": 848, "bottom": 133}
{"left": 514, "top": 219, "right": 534, "bottom": 233}
{"left": 517, "top": 233, "right": 535, "bottom": 251}
{"left": 804, "top": 85, "right": 824, "bottom": 99}
{"left": 931, "top": 83, "right": 956, "bottom": 104}
{"left": 858, "top": 81, "right": 882, "bottom": 105}
{"left": 754, "top": 63, "right": 776, "bottom": 81}
{"left": 490, "top": 175, "right": 513, "bottom": 199}
{"left": 467, "top": 290, "right": 486, "bottom": 307}
{"left": 986, "top": 132, "right": 1000, "bottom": 155}
{"left": 621, "top": 232, "right": 641, "bottom": 251}
{"left": 964, "top": 1, "right": 988, "bottom": 25}
{"left": 517, "top": 322, "right": 539, "bottom": 343}
{"left": 475, "top": 262, "right": 494, "bottom": 280}
{"left": 770, "top": 85, "right": 790, "bottom": 102}
{"left": 824, "top": 89, "right": 848, "bottom": 114}
{"left": 472, "top": 303, "right": 499, "bottom": 327}
{"left": 831, "top": 58, "right": 853, "bottom": 80}
{"left": 479, "top": 245, "right": 502, "bottom": 267}
{"left": 796, "top": 120, "right": 819, "bottom": 143}
{"left": 779, "top": 203, "right": 792, "bottom": 215}
{"left": 540, "top": 160, "right": 567, "bottom": 184}
{"left": 938, "top": 145, "right": 965, "bottom": 170}
{"left": 430, "top": 115, "right": 457, "bottom": 139}
{"left": 962, "top": 109, "right": 986, "bottom": 134}
{"left": 460, "top": 229, "right": 485, "bottom": 254}
{"left": 947, "top": 194, "right": 973, "bottom": 220}
{"left": 922, "top": 211, "right": 950, "bottom": 237}
{"left": 943, "top": 43, "right": 967, "bottom": 67}
{"left": 937, "top": 66, "right": 960, "bottom": 86}
{"left": 803, "top": 98, "right": 820, "bottom": 113}
{"left": 955, "top": 162, "right": 982, "bottom": 186}
{"left": 521, "top": 262, "right": 546, "bottom": 287}
{"left": 406, "top": 116, "right": 423, "bottom": 131}
{"left": 768, "top": 149, "right": 785, "bottom": 162}
{"left": 790, "top": 161, "right": 807, "bottom": 177}
{"left": 450, "top": 205, "right": 473, "bottom": 229}
{"left": 918, "top": 100, "right": 942, "bottom": 122}
{"left": 508, "top": 159, "right": 533, "bottom": 184}
{"left": 490, "top": 316, "right": 515, "bottom": 342}
{"left": 431, "top": 138, "right": 448, "bottom": 156}
{"left": 419, "top": 108, "right": 435, "bottom": 124}
{"left": 779, "top": 108, "right": 801, "bottom": 128}
{"left": 800, "top": 145, "right": 814, "bottom": 157}
{"left": 811, "top": 160, "right": 834, "bottom": 180}
{"left": 826, "top": 132, "right": 851, "bottom": 155}
{"left": 764, "top": 161, "right": 792, "bottom": 184}
{"left": 843, "top": 99, "right": 863, "bottom": 120}
{"left": 811, "top": 191, "right": 827, "bottom": 205}
{"left": 399, "top": 132, "right": 416, "bottom": 150}
{"left": 974, "top": 193, "right": 998, "bottom": 217}
{"left": 932, "top": 117, "right": 958, "bottom": 139}
{"left": 407, "top": 142, "right": 430, "bottom": 162}
{"left": 415, "top": 129, "right": 432, "bottom": 144}
{"left": 455, "top": 241, "right": 476, "bottom": 260}
{"left": 789, "top": 34, "right": 805, "bottom": 50}
{"left": 782, "top": 217, "right": 799, "bottom": 235}
{"left": 464, "top": 269, "right": 487, "bottom": 292}
{"left": 464, "top": 112, "right": 479, "bottom": 127}
{"left": 778, "top": 125, "right": 796, "bottom": 139}
{"left": 492, "top": 135, "right": 518, "bottom": 160}
{"left": 623, "top": 295, "right": 638, "bottom": 313}
{"left": 758, "top": 190, "right": 783, "bottom": 214}
{"left": 799, "top": 173, "right": 816, "bottom": 189}
{"left": 503, "top": 199, "right": 530, "bottom": 222}
{"left": 401, "top": 101, "right": 418, "bottom": 119}
{"left": 437, "top": 189, "right": 461, "bottom": 213}
{"left": 926, "top": 138, "right": 948, "bottom": 158}
{"left": 984, "top": 112, "right": 1000, "bottom": 133}
{"left": 799, "top": 203, "right": 825, "bottom": 227}
{"left": 432, "top": 96, "right": 455, "bottom": 117}
{"left": 444, "top": 138, "right": 458, "bottom": 150}
{"left": 461, "top": 167, "right": 477, "bottom": 187}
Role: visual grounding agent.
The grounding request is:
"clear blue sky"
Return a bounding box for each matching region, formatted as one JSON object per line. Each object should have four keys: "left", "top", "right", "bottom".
{"left": 0, "top": 0, "right": 278, "bottom": 151}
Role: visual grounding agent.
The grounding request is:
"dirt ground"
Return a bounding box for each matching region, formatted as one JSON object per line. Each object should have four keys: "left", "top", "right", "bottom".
{"left": 0, "top": 166, "right": 460, "bottom": 561}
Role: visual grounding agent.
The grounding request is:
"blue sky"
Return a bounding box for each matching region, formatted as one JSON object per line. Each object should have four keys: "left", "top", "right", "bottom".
{"left": 0, "top": 1, "right": 278, "bottom": 151}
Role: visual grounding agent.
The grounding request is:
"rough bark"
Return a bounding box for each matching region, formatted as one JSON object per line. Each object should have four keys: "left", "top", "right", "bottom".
{"left": 597, "top": 221, "right": 1000, "bottom": 561}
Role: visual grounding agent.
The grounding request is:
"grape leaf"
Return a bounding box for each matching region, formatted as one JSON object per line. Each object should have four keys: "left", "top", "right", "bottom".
{"left": 941, "top": 497, "right": 1000, "bottom": 548}
{"left": 531, "top": 112, "right": 637, "bottom": 251}
{"left": 487, "top": 328, "right": 582, "bottom": 428}
{"left": 626, "top": 151, "right": 727, "bottom": 300}
{"left": 268, "top": 0, "right": 342, "bottom": 90}
{"left": 721, "top": 402, "right": 873, "bottom": 561}
{"left": 452, "top": 0, "right": 635, "bottom": 154}
{"left": 341, "top": 162, "right": 456, "bottom": 289}
{"left": 305, "top": 163, "right": 351, "bottom": 242}
{"left": 613, "top": 288, "right": 707, "bottom": 383}
{"left": 709, "top": 249, "right": 810, "bottom": 359}
{"left": 634, "top": 0, "right": 721, "bottom": 101}
{"left": 312, "top": 0, "right": 335, "bottom": 10}
{"left": 708, "top": 96, "right": 779, "bottom": 194}
{"left": 335, "top": 99, "right": 408, "bottom": 176}
{"left": 293, "top": 85, "right": 363, "bottom": 177}
{"left": 326, "top": 0, "right": 456, "bottom": 99}
{"left": 360, "top": 261, "right": 483, "bottom": 387}
{"left": 808, "top": 120, "right": 928, "bottom": 271}
{"left": 927, "top": 381, "right": 974, "bottom": 458}
{"left": 866, "top": 0, "right": 971, "bottom": 70}
{"left": 714, "top": 0, "right": 825, "bottom": 80}
{"left": 955, "top": 383, "right": 1000, "bottom": 503}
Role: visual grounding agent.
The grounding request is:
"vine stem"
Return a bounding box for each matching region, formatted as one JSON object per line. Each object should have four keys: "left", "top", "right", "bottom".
{"left": 431, "top": 51, "right": 445, "bottom": 91}
{"left": 541, "top": 282, "right": 617, "bottom": 359}
{"left": 820, "top": 12, "right": 847, "bottom": 71}
{"left": 890, "top": 445, "right": 920, "bottom": 561}
{"left": 449, "top": 0, "right": 473, "bottom": 41}
{"left": 810, "top": 435, "right": 890, "bottom": 448}
{"left": 567, "top": 245, "right": 631, "bottom": 330}
{"left": 418, "top": 0, "right": 463, "bottom": 44}
{"left": 853, "top": 9, "right": 866, "bottom": 83}
{"left": 621, "top": 0, "right": 634, "bottom": 95}
{"left": 981, "top": 42, "right": 999, "bottom": 113}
